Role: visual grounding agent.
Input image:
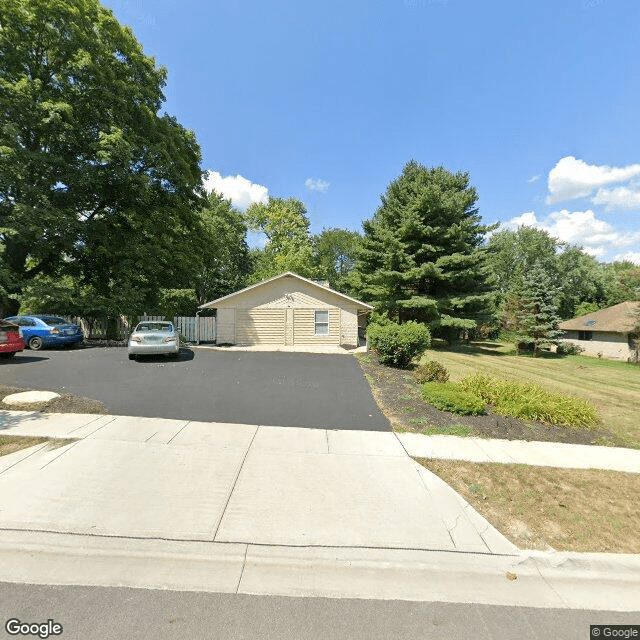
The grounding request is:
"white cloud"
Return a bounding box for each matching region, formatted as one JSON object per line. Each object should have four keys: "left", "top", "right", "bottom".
{"left": 612, "top": 251, "right": 640, "bottom": 265}
{"left": 582, "top": 246, "right": 607, "bottom": 258}
{"left": 592, "top": 185, "right": 640, "bottom": 211}
{"left": 204, "top": 171, "right": 269, "bottom": 211}
{"left": 546, "top": 156, "right": 640, "bottom": 204}
{"left": 503, "top": 211, "right": 537, "bottom": 229}
{"left": 502, "top": 208, "right": 640, "bottom": 256}
{"left": 305, "top": 177, "right": 330, "bottom": 193}
{"left": 527, "top": 174, "right": 541, "bottom": 183}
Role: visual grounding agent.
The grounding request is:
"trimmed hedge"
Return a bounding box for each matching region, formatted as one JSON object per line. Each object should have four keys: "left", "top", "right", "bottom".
{"left": 414, "top": 360, "right": 450, "bottom": 383}
{"left": 457, "top": 374, "right": 599, "bottom": 428}
{"left": 421, "top": 382, "right": 487, "bottom": 415}
{"left": 368, "top": 321, "right": 431, "bottom": 368}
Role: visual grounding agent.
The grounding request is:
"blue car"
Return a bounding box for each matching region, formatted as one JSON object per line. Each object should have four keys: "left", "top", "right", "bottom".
{"left": 4, "top": 315, "right": 84, "bottom": 351}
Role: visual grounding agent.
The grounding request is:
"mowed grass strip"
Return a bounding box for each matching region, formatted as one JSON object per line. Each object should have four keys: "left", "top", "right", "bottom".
{"left": 0, "top": 435, "right": 75, "bottom": 457}
{"left": 420, "top": 343, "right": 640, "bottom": 447}
{"left": 418, "top": 458, "right": 640, "bottom": 553}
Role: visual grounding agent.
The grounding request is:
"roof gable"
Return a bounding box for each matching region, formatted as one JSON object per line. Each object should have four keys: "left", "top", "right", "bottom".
{"left": 559, "top": 301, "right": 640, "bottom": 333}
{"left": 199, "top": 272, "right": 373, "bottom": 310}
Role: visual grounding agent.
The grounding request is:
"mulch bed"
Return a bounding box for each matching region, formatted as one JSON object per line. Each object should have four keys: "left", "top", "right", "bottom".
{"left": 0, "top": 384, "right": 107, "bottom": 415}
{"left": 357, "top": 353, "right": 622, "bottom": 446}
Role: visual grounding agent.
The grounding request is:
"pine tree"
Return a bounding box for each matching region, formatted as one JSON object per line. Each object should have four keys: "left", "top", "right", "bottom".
{"left": 519, "top": 262, "right": 564, "bottom": 357}
{"left": 355, "top": 160, "right": 496, "bottom": 341}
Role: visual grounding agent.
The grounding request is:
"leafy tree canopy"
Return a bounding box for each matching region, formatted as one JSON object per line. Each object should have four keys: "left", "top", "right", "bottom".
{"left": 245, "top": 197, "right": 319, "bottom": 281}
{"left": 311, "top": 227, "right": 361, "bottom": 293}
{"left": 192, "top": 191, "right": 251, "bottom": 305}
{"left": 0, "top": 0, "right": 204, "bottom": 310}
{"left": 486, "top": 226, "right": 561, "bottom": 296}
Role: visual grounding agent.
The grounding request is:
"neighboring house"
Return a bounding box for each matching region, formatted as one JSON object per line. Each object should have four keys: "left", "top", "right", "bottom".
{"left": 558, "top": 301, "right": 640, "bottom": 361}
{"left": 199, "top": 272, "right": 372, "bottom": 348}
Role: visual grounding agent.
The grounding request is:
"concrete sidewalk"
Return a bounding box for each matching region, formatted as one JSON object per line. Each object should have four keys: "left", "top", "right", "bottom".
{"left": 398, "top": 432, "right": 640, "bottom": 473}
{"left": 1, "top": 409, "right": 639, "bottom": 611}
{"left": 193, "top": 344, "right": 367, "bottom": 354}
{"left": 0, "top": 410, "right": 514, "bottom": 553}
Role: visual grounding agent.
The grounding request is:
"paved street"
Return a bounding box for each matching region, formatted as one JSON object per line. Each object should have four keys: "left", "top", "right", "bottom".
{"left": 2, "top": 582, "right": 638, "bottom": 640}
{"left": 0, "top": 346, "right": 389, "bottom": 430}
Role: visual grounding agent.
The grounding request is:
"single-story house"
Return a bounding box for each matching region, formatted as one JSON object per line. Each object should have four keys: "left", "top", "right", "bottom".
{"left": 558, "top": 301, "right": 640, "bottom": 361}
{"left": 199, "top": 272, "right": 373, "bottom": 348}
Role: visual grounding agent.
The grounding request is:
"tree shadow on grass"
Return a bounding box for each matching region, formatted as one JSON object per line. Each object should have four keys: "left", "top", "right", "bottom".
{"left": 435, "top": 341, "right": 568, "bottom": 360}
{"left": 437, "top": 342, "right": 513, "bottom": 358}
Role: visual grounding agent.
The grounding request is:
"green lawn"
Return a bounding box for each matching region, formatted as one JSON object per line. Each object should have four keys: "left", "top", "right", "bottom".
{"left": 420, "top": 342, "right": 640, "bottom": 448}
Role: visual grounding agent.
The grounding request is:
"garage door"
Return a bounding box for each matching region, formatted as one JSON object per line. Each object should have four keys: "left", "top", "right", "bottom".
{"left": 236, "top": 309, "right": 285, "bottom": 345}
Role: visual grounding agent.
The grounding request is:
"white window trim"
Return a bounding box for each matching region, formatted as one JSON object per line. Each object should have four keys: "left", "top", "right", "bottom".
{"left": 314, "top": 309, "right": 329, "bottom": 335}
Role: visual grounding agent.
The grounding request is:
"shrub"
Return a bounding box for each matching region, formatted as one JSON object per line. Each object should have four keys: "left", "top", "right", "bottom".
{"left": 457, "top": 374, "right": 599, "bottom": 428}
{"left": 368, "top": 321, "right": 431, "bottom": 368}
{"left": 421, "top": 382, "right": 486, "bottom": 415}
{"left": 556, "top": 342, "right": 584, "bottom": 356}
{"left": 414, "top": 360, "right": 450, "bottom": 383}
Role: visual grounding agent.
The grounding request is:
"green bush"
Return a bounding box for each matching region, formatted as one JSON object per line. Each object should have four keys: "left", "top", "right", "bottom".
{"left": 421, "top": 382, "right": 486, "bottom": 415}
{"left": 556, "top": 342, "right": 584, "bottom": 356}
{"left": 457, "top": 374, "right": 599, "bottom": 428}
{"left": 414, "top": 360, "right": 450, "bottom": 383}
{"left": 368, "top": 321, "right": 431, "bottom": 368}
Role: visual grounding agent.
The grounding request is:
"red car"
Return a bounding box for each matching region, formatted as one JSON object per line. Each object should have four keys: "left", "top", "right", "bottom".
{"left": 0, "top": 319, "right": 25, "bottom": 359}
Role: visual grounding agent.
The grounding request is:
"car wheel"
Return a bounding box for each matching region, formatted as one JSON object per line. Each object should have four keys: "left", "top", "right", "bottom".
{"left": 0, "top": 352, "right": 16, "bottom": 359}
{"left": 128, "top": 354, "right": 136, "bottom": 361}
{"left": 28, "top": 336, "right": 44, "bottom": 351}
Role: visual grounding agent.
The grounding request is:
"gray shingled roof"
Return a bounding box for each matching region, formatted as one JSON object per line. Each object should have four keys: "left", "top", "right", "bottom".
{"left": 559, "top": 301, "right": 640, "bottom": 333}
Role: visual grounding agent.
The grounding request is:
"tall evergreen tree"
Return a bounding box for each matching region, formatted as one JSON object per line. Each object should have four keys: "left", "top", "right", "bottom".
{"left": 355, "top": 161, "right": 496, "bottom": 340}
{"left": 519, "top": 262, "right": 563, "bottom": 357}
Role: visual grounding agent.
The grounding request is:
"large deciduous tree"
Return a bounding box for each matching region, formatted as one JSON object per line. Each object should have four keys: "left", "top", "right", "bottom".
{"left": 311, "top": 228, "right": 361, "bottom": 293}
{"left": 355, "top": 160, "right": 496, "bottom": 340}
{"left": 245, "top": 197, "right": 319, "bottom": 281}
{"left": 193, "top": 191, "right": 251, "bottom": 305}
{"left": 0, "top": 0, "right": 204, "bottom": 312}
{"left": 486, "top": 227, "right": 610, "bottom": 321}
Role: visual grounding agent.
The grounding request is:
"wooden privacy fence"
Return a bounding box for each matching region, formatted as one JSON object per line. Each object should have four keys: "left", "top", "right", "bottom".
{"left": 66, "top": 315, "right": 216, "bottom": 343}
{"left": 174, "top": 316, "right": 216, "bottom": 342}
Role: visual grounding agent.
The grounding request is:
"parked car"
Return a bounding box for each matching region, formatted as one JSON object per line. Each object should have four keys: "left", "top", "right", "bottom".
{"left": 128, "top": 321, "right": 180, "bottom": 360}
{"left": 0, "top": 319, "right": 25, "bottom": 359}
{"left": 3, "top": 315, "right": 84, "bottom": 350}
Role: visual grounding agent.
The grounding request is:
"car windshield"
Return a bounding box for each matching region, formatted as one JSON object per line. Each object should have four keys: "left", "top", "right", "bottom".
{"left": 135, "top": 322, "right": 173, "bottom": 333}
{"left": 38, "top": 316, "right": 68, "bottom": 325}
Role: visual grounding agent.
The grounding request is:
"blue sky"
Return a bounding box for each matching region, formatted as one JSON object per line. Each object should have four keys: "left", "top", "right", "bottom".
{"left": 104, "top": 0, "right": 640, "bottom": 263}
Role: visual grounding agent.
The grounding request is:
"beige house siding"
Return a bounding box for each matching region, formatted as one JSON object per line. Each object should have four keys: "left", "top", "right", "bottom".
{"left": 340, "top": 307, "right": 358, "bottom": 347}
{"left": 236, "top": 309, "right": 285, "bottom": 344}
{"left": 560, "top": 330, "right": 633, "bottom": 360}
{"left": 291, "top": 309, "right": 340, "bottom": 344}
{"left": 216, "top": 308, "right": 235, "bottom": 344}
{"left": 212, "top": 275, "right": 367, "bottom": 347}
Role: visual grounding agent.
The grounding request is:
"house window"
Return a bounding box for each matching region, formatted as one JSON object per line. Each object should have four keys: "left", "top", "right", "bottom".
{"left": 578, "top": 331, "right": 593, "bottom": 341}
{"left": 315, "top": 310, "right": 329, "bottom": 335}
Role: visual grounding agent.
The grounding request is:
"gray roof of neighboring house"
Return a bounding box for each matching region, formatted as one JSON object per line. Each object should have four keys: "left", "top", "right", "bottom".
{"left": 199, "top": 271, "right": 373, "bottom": 310}
{"left": 559, "top": 301, "right": 640, "bottom": 333}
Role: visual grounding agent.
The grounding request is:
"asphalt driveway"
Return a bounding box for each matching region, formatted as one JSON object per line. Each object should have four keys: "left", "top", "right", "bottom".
{"left": 0, "top": 347, "right": 390, "bottom": 430}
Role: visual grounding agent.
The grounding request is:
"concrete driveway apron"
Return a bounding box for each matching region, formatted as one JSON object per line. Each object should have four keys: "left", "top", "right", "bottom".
{"left": 0, "top": 412, "right": 513, "bottom": 553}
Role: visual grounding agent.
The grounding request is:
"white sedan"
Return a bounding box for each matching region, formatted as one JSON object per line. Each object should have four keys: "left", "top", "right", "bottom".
{"left": 127, "top": 321, "right": 180, "bottom": 360}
